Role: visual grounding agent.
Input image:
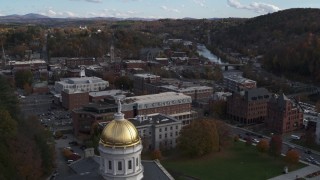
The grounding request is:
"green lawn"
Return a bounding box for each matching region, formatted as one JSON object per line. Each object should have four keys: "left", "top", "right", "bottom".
{"left": 162, "top": 142, "right": 306, "bottom": 180}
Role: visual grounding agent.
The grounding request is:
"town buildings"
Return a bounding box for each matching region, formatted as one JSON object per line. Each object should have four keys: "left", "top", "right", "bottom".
{"left": 129, "top": 113, "right": 182, "bottom": 151}
{"left": 54, "top": 76, "right": 109, "bottom": 94}
{"left": 72, "top": 92, "right": 196, "bottom": 136}
{"left": 265, "top": 94, "right": 304, "bottom": 134}
{"left": 223, "top": 75, "right": 257, "bottom": 93}
{"left": 61, "top": 89, "right": 89, "bottom": 110}
{"left": 227, "top": 88, "right": 271, "bottom": 124}
{"left": 133, "top": 73, "right": 161, "bottom": 95}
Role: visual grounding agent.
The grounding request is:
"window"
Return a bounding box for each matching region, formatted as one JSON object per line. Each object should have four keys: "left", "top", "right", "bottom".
{"left": 128, "top": 160, "right": 132, "bottom": 169}
{"left": 108, "top": 161, "right": 112, "bottom": 170}
{"left": 136, "top": 158, "right": 139, "bottom": 166}
{"left": 118, "top": 161, "right": 122, "bottom": 171}
{"left": 165, "top": 127, "right": 167, "bottom": 131}
{"left": 159, "top": 128, "right": 162, "bottom": 132}
{"left": 159, "top": 134, "right": 162, "bottom": 139}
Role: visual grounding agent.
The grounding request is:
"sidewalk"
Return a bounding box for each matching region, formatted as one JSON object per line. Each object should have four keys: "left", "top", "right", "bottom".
{"left": 268, "top": 164, "right": 320, "bottom": 180}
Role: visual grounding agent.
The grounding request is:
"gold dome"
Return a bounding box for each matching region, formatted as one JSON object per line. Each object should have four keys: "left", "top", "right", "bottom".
{"left": 100, "top": 118, "right": 141, "bottom": 148}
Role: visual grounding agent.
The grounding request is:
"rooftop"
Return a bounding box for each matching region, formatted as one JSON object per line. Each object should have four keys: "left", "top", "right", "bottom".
{"left": 123, "top": 92, "right": 191, "bottom": 104}
{"left": 60, "top": 157, "right": 173, "bottom": 180}
{"left": 129, "top": 113, "right": 179, "bottom": 126}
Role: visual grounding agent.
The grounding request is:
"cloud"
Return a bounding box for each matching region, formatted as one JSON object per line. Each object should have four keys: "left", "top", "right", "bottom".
{"left": 98, "top": 9, "right": 141, "bottom": 18}
{"left": 69, "top": 0, "right": 102, "bottom": 3}
{"left": 193, "top": 0, "right": 206, "bottom": 7}
{"left": 227, "top": 0, "right": 280, "bottom": 14}
{"left": 85, "top": 0, "right": 102, "bottom": 3}
{"left": 41, "top": 9, "right": 77, "bottom": 18}
{"left": 161, "top": 5, "right": 180, "bottom": 13}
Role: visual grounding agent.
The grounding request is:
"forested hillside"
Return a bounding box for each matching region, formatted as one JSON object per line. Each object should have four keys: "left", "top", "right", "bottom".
{"left": 0, "top": 76, "right": 55, "bottom": 180}
{"left": 211, "top": 8, "right": 320, "bottom": 82}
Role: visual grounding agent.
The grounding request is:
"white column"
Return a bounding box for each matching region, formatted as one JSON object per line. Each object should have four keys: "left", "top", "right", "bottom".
{"left": 124, "top": 159, "right": 127, "bottom": 175}
{"left": 113, "top": 160, "right": 116, "bottom": 175}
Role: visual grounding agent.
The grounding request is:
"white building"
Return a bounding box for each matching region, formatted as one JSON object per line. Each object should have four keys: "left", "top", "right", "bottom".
{"left": 54, "top": 76, "right": 109, "bottom": 94}
{"left": 130, "top": 114, "right": 182, "bottom": 151}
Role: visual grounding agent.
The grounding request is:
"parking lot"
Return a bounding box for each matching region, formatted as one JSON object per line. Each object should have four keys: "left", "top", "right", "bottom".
{"left": 54, "top": 133, "right": 86, "bottom": 179}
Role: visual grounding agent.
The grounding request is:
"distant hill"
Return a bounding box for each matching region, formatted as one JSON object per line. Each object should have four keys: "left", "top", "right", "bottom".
{"left": 211, "top": 8, "right": 320, "bottom": 82}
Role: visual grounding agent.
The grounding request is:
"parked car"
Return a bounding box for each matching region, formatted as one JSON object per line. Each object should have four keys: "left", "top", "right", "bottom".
{"left": 305, "top": 150, "right": 312, "bottom": 154}
{"left": 68, "top": 141, "right": 78, "bottom": 146}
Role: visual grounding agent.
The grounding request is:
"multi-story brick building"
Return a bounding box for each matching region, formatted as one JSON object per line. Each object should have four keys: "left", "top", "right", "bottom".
{"left": 265, "top": 94, "right": 303, "bottom": 134}
{"left": 227, "top": 88, "right": 271, "bottom": 124}
{"left": 89, "top": 90, "right": 127, "bottom": 103}
{"left": 121, "top": 92, "right": 196, "bottom": 126}
{"left": 224, "top": 75, "right": 256, "bottom": 93}
{"left": 123, "top": 60, "right": 147, "bottom": 70}
{"left": 65, "top": 58, "right": 97, "bottom": 67}
{"left": 72, "top": 103, "right": 117, "bottom": 136}
{"left": 133, "top": 73, "right": 161, "bottom": 95}
{"left": 73, "top": 92, "right": 196, "bottom": 136}
{"left": 160, "top": 85, "right": 213, "bottom": 102}
{"left": 61, "top": 89, "right": 89, "bottom": 110}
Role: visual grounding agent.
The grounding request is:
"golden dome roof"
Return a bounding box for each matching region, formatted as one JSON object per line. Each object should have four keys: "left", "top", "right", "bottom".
{"left": 100, "top": 117, "right": 141, "bottom": 148}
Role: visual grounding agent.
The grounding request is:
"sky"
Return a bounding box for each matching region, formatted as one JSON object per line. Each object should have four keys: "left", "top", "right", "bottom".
{"left": 0, "top": 0, "right": 319, "bottom": 19}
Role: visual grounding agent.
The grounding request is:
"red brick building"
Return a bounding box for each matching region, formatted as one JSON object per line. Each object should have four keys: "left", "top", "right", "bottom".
{"left": 227, "top": 88, "right": 271, "bottom": 124}
{"left": 65, "top": 58, "right": 97, "bottom": 67}
{"left": 61, "top": 90, "right": 89, "bottom": 110}
{"left": 133, "top": 73, "right": 161, "bottom": 95}
{"left": 72, "top": 103, "right": 117, "bottom": 136}
{"left": 123, "top": 60, "right": 147, "bottom": 70}
{"left": 265, "top": 94, "right": 304, "bottom": 134}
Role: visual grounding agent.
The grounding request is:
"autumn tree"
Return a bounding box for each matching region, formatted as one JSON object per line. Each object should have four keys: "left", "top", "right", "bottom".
{"left": 215, "top": 120, "right": 230, "bottom": 147}
{"left": 151, "top": 149, "right": 162, "bottom": 160}
{"left": 256, "top": 139, "right": 269, "bottom": 153}
{"left": 210, "top": 100, "right": 227, "bottom": 118}
{"left": 178, "top": 119, "right": 219, "bottom": 157}
{"left": 285, "top": 149, "right": 300, "bottom": 164}
{"left": 114, "top": 76, "right": 133, "bottom": 90}
{"left": 0, "top": 109, "right": 17, "bottom": 139}
{"left": 269, "top": 135, "right": 283, "bottom": 157}
{"left": 14, "top": 70, "right": 33, "bottom": 89}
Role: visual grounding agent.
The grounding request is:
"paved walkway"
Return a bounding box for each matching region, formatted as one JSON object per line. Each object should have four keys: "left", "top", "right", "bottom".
{"left": 269, "top": 164, "right": 320, "bottom": 180}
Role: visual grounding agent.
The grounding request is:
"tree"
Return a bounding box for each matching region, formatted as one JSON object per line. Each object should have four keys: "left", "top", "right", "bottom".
{"left": 210, "top": 100, "right": 227, "bottom": 118}
{"left": 178, "top": 119, "right": 219, "bottom": 157}
{"left": 285, "top": 149, "right": 300, "bottom": 164}
{"left": 0, "top": 109, "right": 17, "bottom": 139}
{"left": 269, "top": 135, "right": 283, "bottom": 157}
{"left": 114, "top": 76, "right": 133, "bottom": 90}
{"left": 151, "top": 149, "right": 162, "bottom": 160}
{"left": 215, "top": 120, "right": 230, "bottom": 147}
{"left": 245, "top": 137, "right": 252, "bottom": 146}
{"left": 14, "top": 70, "right": 33, "bottom": 89}
{"left": 256, "top": 139, "right": 269, "bottom": 153}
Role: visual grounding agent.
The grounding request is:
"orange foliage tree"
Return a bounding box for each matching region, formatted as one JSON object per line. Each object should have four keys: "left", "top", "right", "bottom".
{"left": 285, "top": 149, "right": 300, "bottom": 164}
{"left": 151, "top": 149, "right": 162, "bottom": 160}
{"left": 178, "top": 119, "right": 219, "bottom": 157}
{"left": 256, "top": 139, "right": 269, "bottom": 153}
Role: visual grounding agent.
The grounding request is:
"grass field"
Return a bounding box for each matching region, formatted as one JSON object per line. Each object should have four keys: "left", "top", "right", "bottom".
{"left": 162, "top": 142, "right": 306, "bottom": 180}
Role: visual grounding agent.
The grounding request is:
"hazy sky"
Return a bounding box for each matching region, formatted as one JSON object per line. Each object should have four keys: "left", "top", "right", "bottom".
{"left": 0, "top": 0, "right": 319, "bottom": 19}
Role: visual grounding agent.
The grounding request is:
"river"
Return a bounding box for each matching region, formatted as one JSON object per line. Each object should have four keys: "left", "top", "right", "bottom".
{"left": 197, "top": 44, "right": 222, "bottom": 64}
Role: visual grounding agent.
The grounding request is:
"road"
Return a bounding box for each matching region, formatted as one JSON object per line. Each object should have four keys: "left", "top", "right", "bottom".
{"left": 230, "top": 125, "right": 320, "bottom": 166}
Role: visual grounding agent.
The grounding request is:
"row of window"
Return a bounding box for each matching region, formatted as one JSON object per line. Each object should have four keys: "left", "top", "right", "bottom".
{"left": 159, "top": 132, "right": 179, "bottom": 139}
{"left": 107, "top": 158, "right": 139, "bottom": 171}
{"left": 159, "top": 126, "right": 179, "bottom": 132}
